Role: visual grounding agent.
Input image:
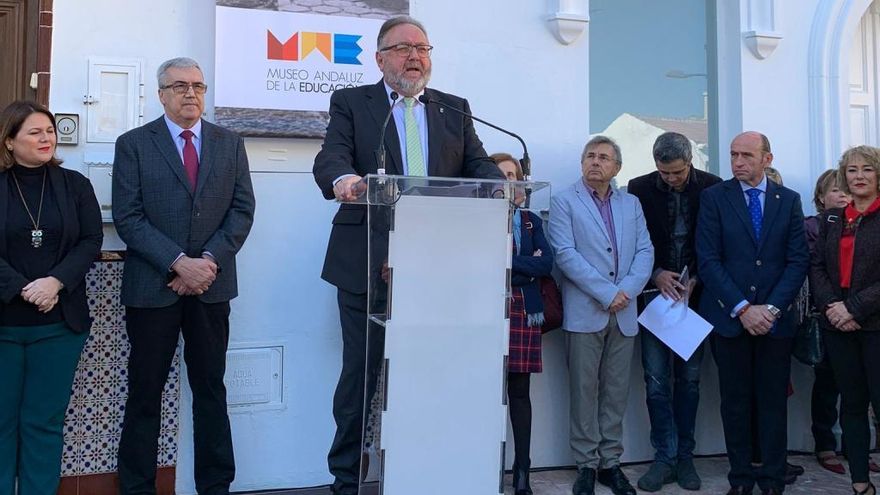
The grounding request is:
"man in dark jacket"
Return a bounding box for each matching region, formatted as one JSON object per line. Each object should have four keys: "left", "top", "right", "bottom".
{"left": 627, "top": 132, "right": 721, "bottom": 492}
{"left": 312, "top": 16, "right": 503, "bottom": 495}
{"left": 696, "top": 132, "right": 809, "bottom": 495}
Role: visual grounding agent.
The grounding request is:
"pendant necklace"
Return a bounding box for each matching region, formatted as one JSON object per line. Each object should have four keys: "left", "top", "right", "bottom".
{"left": 10, "top": 168, "right": 47, "bottom": 248}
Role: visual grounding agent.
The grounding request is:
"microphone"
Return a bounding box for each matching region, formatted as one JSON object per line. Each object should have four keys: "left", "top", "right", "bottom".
{"left": 374, "top": 91, "right": 399, "bottom": 174}
{"left": 417, "top": 95, "right": 531, "bottom": 180}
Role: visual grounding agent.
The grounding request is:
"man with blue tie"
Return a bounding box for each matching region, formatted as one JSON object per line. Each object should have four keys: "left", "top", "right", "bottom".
{"left": 696, "top": 132, "right": 809, "bottom": 495}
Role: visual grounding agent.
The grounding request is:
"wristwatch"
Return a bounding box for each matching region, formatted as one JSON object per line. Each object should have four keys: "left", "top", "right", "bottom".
{"left": 766, "top": 304, "right": 781, "bottom": 318}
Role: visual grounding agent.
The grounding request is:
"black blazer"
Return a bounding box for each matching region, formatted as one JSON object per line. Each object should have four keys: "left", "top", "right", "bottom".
{"left": 810, "top": 207, "right": 880, "bottom": 331}
{"left": 312, "top": 81, "right": 504, "bottom": 294}
{"left": 0, "top": 166, "right": 103, "bottom": 333}
{"left": 627, "top": 168, "right": 722, "bottom": 304}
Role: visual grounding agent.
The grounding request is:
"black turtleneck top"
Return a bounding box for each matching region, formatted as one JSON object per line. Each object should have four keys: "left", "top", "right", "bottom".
{"left": 2, "top": 164, "right": 63, "bottom": 325}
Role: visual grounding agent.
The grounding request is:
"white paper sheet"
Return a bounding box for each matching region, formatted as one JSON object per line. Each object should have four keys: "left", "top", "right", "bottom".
{"left": 637, "top": 293, "right": 714, "bottom": 361}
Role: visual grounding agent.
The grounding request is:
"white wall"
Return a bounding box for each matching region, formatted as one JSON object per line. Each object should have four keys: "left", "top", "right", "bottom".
{"left": 715, "top": 0, "right": 875, "bottom": 210}
{"left": 50, "top": 0, "right": 590, "bottom": 492}
{"left": 736, "top": 0, "right": 823, "bottom": 202}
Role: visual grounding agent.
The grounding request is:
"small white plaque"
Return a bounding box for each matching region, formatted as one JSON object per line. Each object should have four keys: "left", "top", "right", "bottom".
{"left": 225, "top": 346, "right": 283, "bottom": 407}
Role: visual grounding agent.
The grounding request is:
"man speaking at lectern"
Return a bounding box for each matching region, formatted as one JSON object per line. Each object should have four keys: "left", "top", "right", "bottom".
{"left": 312, "top": 15, "right": 504, "bottom": 495}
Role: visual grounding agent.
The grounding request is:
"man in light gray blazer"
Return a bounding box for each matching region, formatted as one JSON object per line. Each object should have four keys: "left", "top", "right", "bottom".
{"left": 549, "top": 135, "right": 653, "bottom": 495}
{"left": 112, "top": 57, "right": 255, "bottom": 495}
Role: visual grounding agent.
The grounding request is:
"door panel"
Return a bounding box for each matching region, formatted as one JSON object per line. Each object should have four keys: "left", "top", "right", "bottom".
{"left": 0, "top": 0, "right": 38, "bottom": 108}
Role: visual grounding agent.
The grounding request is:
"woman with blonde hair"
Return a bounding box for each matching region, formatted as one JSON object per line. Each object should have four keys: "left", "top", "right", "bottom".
{"left": 811, "top": 145, "right": 880, "bottom": 495}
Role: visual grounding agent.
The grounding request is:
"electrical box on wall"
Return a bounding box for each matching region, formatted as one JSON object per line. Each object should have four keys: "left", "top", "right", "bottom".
{"left": 55, "top": 114, "right": 79, "bottom": 145}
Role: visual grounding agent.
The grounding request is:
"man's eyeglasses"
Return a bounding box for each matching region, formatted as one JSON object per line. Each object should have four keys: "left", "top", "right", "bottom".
{"left": 584, "top": 152, "right": 618, "bottom": 164}
{"left": 379, "top": 43, "right": 434, "bottom": 58}
{"left": 161, "top": 82, "right": 209, "bottom": 95}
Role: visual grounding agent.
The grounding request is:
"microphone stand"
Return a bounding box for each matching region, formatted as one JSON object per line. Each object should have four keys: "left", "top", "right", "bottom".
{"left": 418, "top": 95, "right": 532, "bottom": 207}
{"left": 373, "top": 91, "right": 399, "bottom": 204}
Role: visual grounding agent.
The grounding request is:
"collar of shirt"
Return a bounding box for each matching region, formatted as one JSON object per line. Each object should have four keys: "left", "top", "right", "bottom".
{"left": 583, "top": 179, "right": 615, "bottom": 202}
{"left": 739, "top": 174, "right": 768, "bottom": 212}
{"left": 163, "top": 115, "right": 202, "bottom": 161}
{"left": 384, "top": 82, "right": 429, "bottom": 174}
{"left": 739, "top": 174, "right": 768, "bottom": 195}
{"left": 384, "top": 82, "right": 424, "bottom": 107}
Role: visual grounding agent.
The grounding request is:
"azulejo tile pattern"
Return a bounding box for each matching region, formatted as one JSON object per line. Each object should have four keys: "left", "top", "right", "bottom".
{"left": 61, "top": 261, "right": 182, "bottom": 476}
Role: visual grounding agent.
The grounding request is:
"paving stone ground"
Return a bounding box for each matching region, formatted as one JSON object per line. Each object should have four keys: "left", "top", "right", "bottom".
{"left": 504, "top": 454, "right": 873, "bottom": 494}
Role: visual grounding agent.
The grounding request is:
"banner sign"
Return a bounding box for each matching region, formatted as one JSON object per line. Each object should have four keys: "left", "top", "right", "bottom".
{"left": 214, "top": 2, "right": 404, "bottom": 138}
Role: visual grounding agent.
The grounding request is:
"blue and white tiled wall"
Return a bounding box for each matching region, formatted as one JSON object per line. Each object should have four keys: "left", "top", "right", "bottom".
{"left": 61, "top": 261, "right": 181, "bottom": 476}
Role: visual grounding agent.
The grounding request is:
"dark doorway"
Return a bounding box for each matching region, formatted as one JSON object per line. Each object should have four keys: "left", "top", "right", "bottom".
{"left": 0, "top": 0, "right": 40, "bottom": 108}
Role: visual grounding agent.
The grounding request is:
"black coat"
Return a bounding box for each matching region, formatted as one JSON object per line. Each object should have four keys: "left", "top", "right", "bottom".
{"left": 627, "top": 167, "right": 722, "bottom": 306}
{"left": 0, "top": 165, "right": 103, "bottom": 333}
{"left": 810, "top": 206, "right": 880, "bottom": 331}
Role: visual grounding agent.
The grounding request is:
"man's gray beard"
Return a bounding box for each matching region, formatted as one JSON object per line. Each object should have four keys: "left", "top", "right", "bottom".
{"left": 388, "top": 68, "right": 431, "bottom": 95}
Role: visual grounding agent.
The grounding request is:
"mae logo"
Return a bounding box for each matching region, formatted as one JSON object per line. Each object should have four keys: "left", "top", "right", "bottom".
{"left": 268, "top": 30, "right": 363, "bottom": 65}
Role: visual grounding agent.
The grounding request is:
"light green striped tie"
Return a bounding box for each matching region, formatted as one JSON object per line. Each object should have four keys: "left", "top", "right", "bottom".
{"left": 403, "top": 97, "right": 426, "bottom": 176}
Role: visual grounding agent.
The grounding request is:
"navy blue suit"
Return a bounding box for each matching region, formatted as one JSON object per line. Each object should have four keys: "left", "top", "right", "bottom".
{"left": 696, "top": 177, "right": 808, "bottom": 491}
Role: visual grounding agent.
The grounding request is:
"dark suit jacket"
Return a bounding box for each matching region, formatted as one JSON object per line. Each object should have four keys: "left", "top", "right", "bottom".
{"left": 313, "top": 81, "right": 504, "bottom": 294}
{"left": 696, "top": 178, "right": 809, "bottom": 338}
{"left": 0, "top": 166, "right": 103, "bottom": 332}
{"left": 810, "top": 207, "right": 880, "bottom": 331}
{"left": 627, "top": 168, "right": 722, "bottom": 306}
{"left": 112, "top": 117, "right": 256, "bottom": 308}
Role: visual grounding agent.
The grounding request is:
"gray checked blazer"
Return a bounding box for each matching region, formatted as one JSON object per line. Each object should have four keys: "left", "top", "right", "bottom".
{"left": 112, "top": 116, "right": 256, "bottom": 308}
{"left": 548, "top": 179, "right": 654, "bottom": 336}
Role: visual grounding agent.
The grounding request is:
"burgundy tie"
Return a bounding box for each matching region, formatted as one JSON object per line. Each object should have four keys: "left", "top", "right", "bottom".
{"left": 180, "top": 130, "right": 199, "bottom": 191}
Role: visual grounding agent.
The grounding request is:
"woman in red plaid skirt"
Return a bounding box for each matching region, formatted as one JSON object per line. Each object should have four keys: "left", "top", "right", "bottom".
{"left": 492, "top": 154, "right": 555, "bottom": 495}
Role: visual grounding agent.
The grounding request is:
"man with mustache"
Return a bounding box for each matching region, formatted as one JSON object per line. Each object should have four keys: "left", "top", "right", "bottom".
{"left": 112, "top": 57, "right": 256, "bottom": 494}
{"left": 313, "top": 15, "right": 503, "bottom": 495}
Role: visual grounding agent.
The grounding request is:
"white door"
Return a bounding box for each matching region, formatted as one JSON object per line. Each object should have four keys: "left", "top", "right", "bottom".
{"left": 849, "top": 2, "right": 880, "bottom": 147}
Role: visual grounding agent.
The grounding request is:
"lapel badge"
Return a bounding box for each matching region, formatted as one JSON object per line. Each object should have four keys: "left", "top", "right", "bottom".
{"left": 775, "top": 194, "right": 780, "bottom": 199}
{"left": 439, "top": 107, "right": 444, "bottom": 114}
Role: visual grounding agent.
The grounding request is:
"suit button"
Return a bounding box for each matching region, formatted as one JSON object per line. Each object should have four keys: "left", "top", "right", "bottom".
{"left": 750, "top": 286, "right": 756, "bottom": 292}
{"left": 609, "top": 271, "right": 615, "bottom": 277}
{"left": 607, "top": 247, "right": 612, "bottom": 252}
{"left": 194, "top": 211, "right": 200, "bottom": 217}
{"left": 756, "top": 260, "right": 762, "bottom": 266}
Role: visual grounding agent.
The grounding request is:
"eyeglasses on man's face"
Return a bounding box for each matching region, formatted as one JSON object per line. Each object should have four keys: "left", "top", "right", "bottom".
{"left": 161, "top": 82, "right": 209, "bottom": 95}
{"left": 379, "top": 43, "right": 434, "bottom": 58}
{"left": 584, "top": 152, "right": 617, "bottom": 164}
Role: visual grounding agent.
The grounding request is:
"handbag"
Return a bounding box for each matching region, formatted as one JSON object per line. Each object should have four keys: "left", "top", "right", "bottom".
{"left": 792, "top": 312, "right": 824, "bottom": 366}
{"left": 521, "top": 211, "right": 563, "bottom": 333}
{"left": 539, "top": 276, "right": 563, "bottom": 333}
{"left": 792, "top": 278, "right": 824, "bottom": 366}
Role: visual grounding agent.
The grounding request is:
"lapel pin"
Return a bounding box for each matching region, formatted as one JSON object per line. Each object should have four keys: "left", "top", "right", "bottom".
{"left": 775, "top": 194, "right": 780, "bottom": 199}
{"left": 439, "top": 107, "right": 444, "bottom": 114}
